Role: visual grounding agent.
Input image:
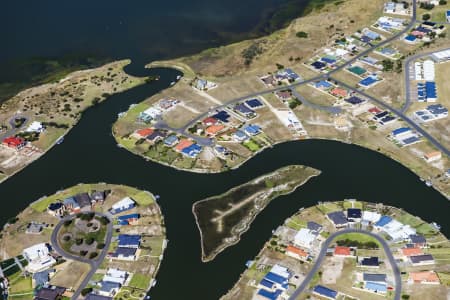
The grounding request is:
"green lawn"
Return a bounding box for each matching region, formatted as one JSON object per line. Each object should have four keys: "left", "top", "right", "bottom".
{"left": 132, "top": 191, "right": 155, "bottom": 206}
{"left": 9, "top": 276, "right": 32, "bottom": 294}
{"left": 30, "top": 184, "right": 94, "bottom": 212}
{"left": 333, "top": 233, "right": 381, "bottom": 246}
{"left": 128, "top": 273, "right": 152, "bottom": 290}
{"left": 243, "top": 140, "right": 261, "bottom": 152}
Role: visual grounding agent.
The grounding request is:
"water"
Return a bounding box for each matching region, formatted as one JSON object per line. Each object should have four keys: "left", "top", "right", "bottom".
{"left": 1, "top": 1, "right": 449, "bottom": 299}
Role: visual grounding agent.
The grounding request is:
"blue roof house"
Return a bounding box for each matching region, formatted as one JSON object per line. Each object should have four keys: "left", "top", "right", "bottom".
{"left": 315, "top": 80, "right": 332, "bottom": 90}
{"left": 181, "top": 144, "right": 202, "bottom": 158}
{"left": 233, "top": 130, "right": 249, "bottom": 142}
{"left": 111, "top": 247, "right": 137, "bottom": 261}
{"left": 245, "top": 98, "right": 264, "bottom": 109}
{"left": 118, "top": 234, "right": 141, "bottom": 248}
{"left": 243, "top": 125, "right": 261, "bottom": 136}
{"left": 365, "top": 281, "right": 387, "bottom": 293}
{"left": 313, "top": 285, "right": 338, "bottom": 299}
{"left": 164, "top": 135, "right": 179, "bottom": 147}
{"left": 447, "top": 10, "right": 450, "bottom": 23}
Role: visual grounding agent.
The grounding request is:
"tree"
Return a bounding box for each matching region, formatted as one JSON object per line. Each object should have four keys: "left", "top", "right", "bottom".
{"left": 81, "top": 288, "right": 93, "bottom": 296}
{"left": 422, "top": 13, "right": 431, "bottom": 21}
{"left": 295, "top": 31, "right": 308, "bottom": 38}
{"left": 439, "top": 0, "right": 447, "bottom": 5}
{"left": 89, "top": 252, "right": 98, "bottom": 259}
{"left": 381, "top": 59, "right": 394, "bottom": 72}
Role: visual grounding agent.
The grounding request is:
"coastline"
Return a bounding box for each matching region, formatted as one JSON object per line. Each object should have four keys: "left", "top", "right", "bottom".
{"left": 191, "top": 165, "right": 321, "bottom": 262}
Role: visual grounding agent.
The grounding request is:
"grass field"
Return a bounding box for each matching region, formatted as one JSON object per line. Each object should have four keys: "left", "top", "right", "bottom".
{"left": 9, "top": 276, "right": 32, "bottom": 294}
{"left": 128, "top": 273, "right": 152, "bottom": 290}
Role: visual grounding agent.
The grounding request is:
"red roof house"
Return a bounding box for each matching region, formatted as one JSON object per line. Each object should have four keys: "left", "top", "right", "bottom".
{"left": 401, "top": 247, "right": 423, "bottom": 257}
{"left": 132, "top": 128, "right": 154, "bottom": 139}
{"left": 286, "top": 245, "right": 309, "bottom": 261}
{"left": 175, "top": 139, "right": 194, "bottom": 152}
{"left": 202, "top": 117, "right": 218, "bottom": 126}
{"left": 2, "top": 136, "right": 26, "bottom": 149}
{"left": 331, "top": 88, "right": 348, "bottom": 98}
{"left": 334, "top": 246, "right": 351, "bottom": 256}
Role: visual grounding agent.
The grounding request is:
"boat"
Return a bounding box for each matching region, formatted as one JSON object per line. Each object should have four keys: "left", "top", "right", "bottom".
{"left": 425, "top": 180, "right": 432, "bottom": 187}
{"left": 170, "top": 81, "right": 175, "bottom": 86}
{"left": 176, "top": 75, "right": 182, "bottom": 80}
{"left": 56, "top": 137, "right": 64, "bottom": 145}
{"left": 155, "top": 195, "right": 160, "bottom": 200}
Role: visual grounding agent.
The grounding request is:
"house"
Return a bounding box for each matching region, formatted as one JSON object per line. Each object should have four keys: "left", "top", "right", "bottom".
{"left": 307, "top": 221, "right": 323, "bottom": 233}
{"left": 345, "top": 96, "right": 364, "bottom": 105}
{"left": 409, "top": 234, "right": 427, "bottom": 248}
{"left": 205, "top": 125, "right": 225, "bottom": 136}
{"left": 91, "top": 191, "right": 107, "bottom": 203}
{"left": 202, "top": 117, "right": 219, "bottom": 126}
{"left": 85, "top": 294, "right": 113, "bottom": 300}
{"left": 74, "top": 193, "right": 92, "bottom": 209}
{"left": 260, "top": 75, "right": 277, "bottom": 86}
{"left": 363, "top": 273, "right": 387, "bottom": 283}
{"left": 294, "top": 228, "right": 317, "bottom": 250}
{"left": 359, "top": 76, "right": 378, "bottom": 88}
{"left": 103, "top": 268, "right": 128, "bottom": 285}
{"left": 110, "top": 197, "right": 136, "bottom": 214}
{"left": 275, "top": 90, "right": 292, "bottom": 101}
{"left": 33, "top": 269, "right": 55, "bottom": 287}
{"left": 212, "top": 111, "right": 231, "bottom": 123}
{"left": 146, "top": 130, "right": 166, "bottom": 143}
{"left": 175, "top": 139, "right": 194, "bottom": 152}
{"left": 431, "top": 49, "right": 450, "bottom": 62}
{"left": 233, "top": 130, "right": 249, "bottom": 142}
{"left": 47, "top": 202, "right": 65, "bottom": 217}
{"left": 404, "top": 34, "right": 417, "bottom": 43}
{"left": 311, "top": 61, "right": 327, "bottom": 70}
{"left": 327, "top": 211, "right": 348, "bottom": 228}
{"left": 364, "top": 281, "right": 387, "bottom": 294}
{"left": 334, "top": 246, "right": 351, "bottom": 257}
{"left": 214, "top": 145, "right": 230, "bottom": 158}
{"left": 408, "top": 271, "right": 440, "bottom": 284}
{"left": 117, "top": 234, "right": 141, "bottom": 248}
{"left": 131, "top": 128, "right": 154, "bottom": 139}
{"left": 117, "top": 214, "right": 140, "bottom": 225}
{"left": 34, "top": 286, "right": 66, "bottom": 300}
{"left": 98, "top": 281, "right": 121, "bottom": 297}
{"left": 362, "top": 211, "right": 381, "bottom": 224}
{"left": 360, "top": 256, "right": 380, "bottom": 268}
{"left": 110, "top": 247, "right": 137, "bottom": 261}
{"left": 181, "top": 144, "right": 202, "bottom": 158}
{"left": 330, "top": 88, "right": 348, "bottom": 98}
{"left": 164, "top": 135, "right": 179, "bottom": 147}
{"left": 347, "top": 208, "right": 362, "bottom": 222}
{"left": 348, "top": 66, "right": 367, "bottom": 76}
{"left": 374, "top": 215, "right": 392, "bottom": 228}
{"left": 410, "top": 254, "right": 435, "bottom": 266}
{"left": 234, "top": 103, "right": 255, "bottom": 118}
{"left": 26, "top": 121, "right": 44, "bottom": 133}
{"left": 243, "top": 124, "right": 261, "bottom": 136}
{"left": 2, "top": 136, "right": 26, "bottom": 149}
{"left": 257, "top": 264, "right": 291, "bottom": 297}
{"left": 285, "top": 245, "right": 309, "bottom": 261}
{"left": 23, "top": 243, "right": 56, "bottom": 273}
{"left": 424, "top": 151, "right": 441, "bottom": 163}
{"left": 26, "top": 222, "right": 45, "bottom": 234}
{"left": 312, "top": 285, "right": 338, "bottom": 300}
{"left": 63, "top": 197, "right": 80, "bottom": 213}
{"left": 245, "top": 99, "right": 264, "bottom": 109}
{"left": 314, "top": 80, "right": 332, "bottom": 90}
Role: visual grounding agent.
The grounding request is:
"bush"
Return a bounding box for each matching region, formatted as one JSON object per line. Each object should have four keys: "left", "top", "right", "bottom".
{"left": 86, "top": 222, "right": 93, "bottom": 227}
{"left": 97, "top": 243, "right": 106, "bottom": 249}
{"left": 89, "top": 252, "right": 98, "bottom": 259}
{"left": 85, "top": 237, "right": 95, "bottom": 245}
{"left": 63, "top": 220, "right": 72, "bottom": 227}
{"left": 99, "top": 216, "right": 110, "bottom": 225}
{"left": 80, "top": 250, "right": 88, "bottom": 256}
{"left": 81, "top": 288, "right": 93, "bottom": 296}
{"left": 295, "top": 31, "right": 308, "bottom": 38}
{"left": 79, "top": 212, "right": 95, "bottom": 221}
{"left": 63, "top": 235, "right": 71, "bottom": 242}
{"left": 75, "top": 238, "right": 83, "bottom": 245}
{"left": 422, "top": 13, "right": 431, "bottom": 21}
{"left": 439, "top": 0, "right": 447, "bottom": 4}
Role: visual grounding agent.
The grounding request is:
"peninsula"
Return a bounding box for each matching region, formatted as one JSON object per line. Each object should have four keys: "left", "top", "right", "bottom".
{"left": 192, "top": 165, "right": 320, "bottom": 262}
{"left": 0, "top": 183, "right": 166, "bottom": 300}
{"left": 113, "top": 0, "right": 449, "bottom": 197}
{"left": 222, "top": 200, "right": 450, "bottom": 300}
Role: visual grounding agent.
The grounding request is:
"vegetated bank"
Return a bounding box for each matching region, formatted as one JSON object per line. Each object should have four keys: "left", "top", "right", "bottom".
{"left": 192, "top": 165, "right": 320, "bottom": 262}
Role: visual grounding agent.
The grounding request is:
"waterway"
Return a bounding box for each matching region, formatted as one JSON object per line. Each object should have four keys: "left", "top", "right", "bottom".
{"left": 1, "top": 1, "right": 450, "bottom": 299}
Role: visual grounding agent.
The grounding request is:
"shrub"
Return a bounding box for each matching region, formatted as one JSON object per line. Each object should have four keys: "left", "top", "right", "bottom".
{"left": 99, "top": 216, "right": 110, "bottom": 225}
{"left": 422, "top": 13, "right": 431, "bottom": 21}
{"left": 63, "top": 220, "right": 72, "bottom": 227}
{"left": 97, "top": 243, "right": 106, "bottom": 249}
{"left": 85, "top": 237, "right": 95, "bottom": 245}
{"left": 75, "top": 238, "right": 83, "bottom": 245}
{"left": 89, "top": 252, "right": 98, "bottom": 259}
{"left": 81, "top": 288, "right": 93, "bottom": 296}
{"left": 80, "top": 250, "right": 88, "bottom": 256}
{"left": 295, "top": 31, "right": 308, "bottom": 38}
{"left": 63, "top": 235, "right": 71, "bottom": 242}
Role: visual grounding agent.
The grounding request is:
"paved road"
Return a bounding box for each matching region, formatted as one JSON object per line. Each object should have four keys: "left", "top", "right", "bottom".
{"left": 288, "top": 229, "right": 402, "bottom": 300}
{"left": 158, "top": 0, "right": 417, "bottom": 141}
{"left": 0, "top": 115, "right": 29, "bottom": 141}
{"left": 402, "top": 47, "right": 450, "bottom": 113}
{"left": 331, "top": 78, "right": 449, "bottom": 157}
{"left": 50, "top": 212, "right": 113, "bottom": 300}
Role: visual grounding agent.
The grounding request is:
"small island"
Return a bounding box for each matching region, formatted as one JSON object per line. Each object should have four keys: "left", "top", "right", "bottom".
{"left": 0, "top": 183, "right": 167, "bottom": 300}
{"left": 222, "top": 200, "right": 450, "bottom": 300}
{"left": 192, "top": 165, "right": 320, "bottom": 262}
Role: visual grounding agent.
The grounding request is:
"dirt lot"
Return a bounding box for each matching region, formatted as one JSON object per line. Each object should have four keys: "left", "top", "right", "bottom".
{"left": 50, "top": 260, "right": 90, "bottom": 290}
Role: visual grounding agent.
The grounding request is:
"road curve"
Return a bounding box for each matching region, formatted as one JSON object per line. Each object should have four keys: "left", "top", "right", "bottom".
{"left": 288, "top": 228, "right": 402, "bottom": 300}
{"left": 50, "top": 212, "right": 113, "bottom": 300}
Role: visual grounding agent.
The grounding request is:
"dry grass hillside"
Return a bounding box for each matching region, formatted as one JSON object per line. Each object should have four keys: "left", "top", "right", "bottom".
{"left": 156, "top": 0, "right": 385, "bottom": 78}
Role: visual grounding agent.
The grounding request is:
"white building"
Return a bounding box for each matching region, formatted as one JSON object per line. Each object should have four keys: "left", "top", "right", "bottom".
{"left": 423, "top": 60, "right": 435, "bottom": 81}
{"left": 294, "top": 229, "right": 317, "bottom": 249}
{"left": 111, "top": 197, "right": 136, "bottom": 212}
{"left": 103, "top": 268, "right": 128, "bottom": 285}
{"left": 362, "top": 211, "right": 381, "bottom": 223}
{"left": 23, "top": 243, "right": 56, "bottom": 273}
{"left": 26, "top": 121, "right": 44, "bottom": 133}
{"left": 431, "top": 49, "right": 450, "bottom": 62}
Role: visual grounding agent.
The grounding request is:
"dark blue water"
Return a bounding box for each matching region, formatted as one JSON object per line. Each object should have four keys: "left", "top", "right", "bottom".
{"left": 1, "top": 1, "right": 449, "bottom": 299}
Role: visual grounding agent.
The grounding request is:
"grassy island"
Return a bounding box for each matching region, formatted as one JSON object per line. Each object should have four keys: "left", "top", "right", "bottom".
{"left": 192, "top": 165, "right": 320, "bottom": 262}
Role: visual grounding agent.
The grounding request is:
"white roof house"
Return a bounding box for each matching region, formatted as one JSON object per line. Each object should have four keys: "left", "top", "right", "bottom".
{"left": 382, "top": 220, "right": 416, "bottom": 241}
{"left": 270, "top": 264, "right": 291, "bottom": 279}
{"left": 23, "top": 243, "right": 56, "bottom": 273}
{"left": 26, "top": 121, "right": 44, "bottom": 133}
{"left": 362, "top": 211, "right": 381, "bottom": 223}
{"left": 112, "top": 197, "right": 136, "bottom": 211}
{"left": 294, "top": 229, "right": 317, "bottom": 249}
{"left": 103, "top": 268, "right": 128, "bottom": 285}
{"left": 423, "top": 60, "right": 435, "bottom": 81}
